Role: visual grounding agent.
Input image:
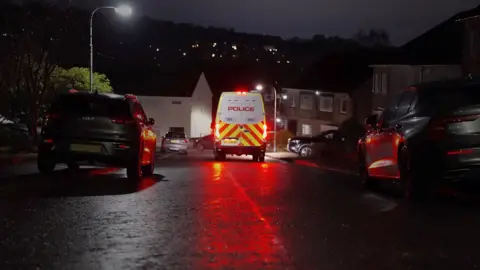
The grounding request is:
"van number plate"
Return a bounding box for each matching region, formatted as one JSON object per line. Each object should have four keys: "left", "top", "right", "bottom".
{"left": 221, "top": 139, "right": 238, "bottom": 146}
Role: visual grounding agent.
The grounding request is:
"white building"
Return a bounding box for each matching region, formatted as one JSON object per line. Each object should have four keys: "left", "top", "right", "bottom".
{"left": 137, "top": 72, "right": 213, "bottom": 139}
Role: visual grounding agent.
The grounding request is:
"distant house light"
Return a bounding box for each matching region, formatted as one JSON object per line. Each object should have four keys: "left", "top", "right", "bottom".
{"left": 277, "top": 61, "right": 281, "bottom": 63}
{"left": 256, "top": 58, "right": 259, "bottom": 61}
{"left": 232, "top": 45, "right": 237, "bottom": 50}
{"left": 286, "top": 60, "right": 290, "bottom": 64}
{"left": 183, "top": 52, "right": 187, "bottom": 56}
{"left": 212, "top": 53, "right": 215, "bottom": 57}
{"left": 213, "top": 42, "right": 217, "bottom": 47}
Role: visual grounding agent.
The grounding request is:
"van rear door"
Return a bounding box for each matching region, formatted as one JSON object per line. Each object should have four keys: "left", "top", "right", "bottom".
{"left": 217, "top": 93, "right": 265, "bottom": 147}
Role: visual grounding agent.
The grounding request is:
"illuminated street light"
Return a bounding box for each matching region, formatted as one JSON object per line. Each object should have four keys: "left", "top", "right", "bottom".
{"left": 315, "top": 90, "right": 320, "bottom": 95}
{"left": 90, "top": 5, "right": 132, "bottom": 92}
{"left": 255, "top": 83, "right": 278, "bottom": 152}
{"left": 276, "top": 118, "right": 281, "bottom": 123}
{"left": 115, "top": 5, "right": 133, "bottom": 16}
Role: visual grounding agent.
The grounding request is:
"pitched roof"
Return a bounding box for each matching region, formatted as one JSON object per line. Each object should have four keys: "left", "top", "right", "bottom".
{"left": 289, "top": 47, "right": 398, "bottom": 92}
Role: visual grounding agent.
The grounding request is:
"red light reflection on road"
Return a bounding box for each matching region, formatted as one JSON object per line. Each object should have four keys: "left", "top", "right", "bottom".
{"left": 193, "top": 161, "right": 290, "bottom": 269}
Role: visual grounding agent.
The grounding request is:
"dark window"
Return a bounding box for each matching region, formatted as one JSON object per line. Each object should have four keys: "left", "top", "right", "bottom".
{"left": 394, "top": 90, "right": 416, "bottom": 118}
{"left": 378, "top": 93, "right": 403, "bottom": 128}
{"left": 172, "top": 101, "right": 182, "bottom": 105}
{"left": 49, "top": 95, "right": 131, "bottom": 118}
{"left": 165, "top": 132, "right": 186, "bottom": 139}
{"left": 132, "top": 103, "right": 147, "bottom": 122}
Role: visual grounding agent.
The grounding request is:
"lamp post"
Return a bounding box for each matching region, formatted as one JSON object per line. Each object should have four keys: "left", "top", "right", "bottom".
{"left": 255, "top": 84, "right": 279, "bottom": 152}
{"left": 90, "top": 5, "right": 132, "bottom": 92}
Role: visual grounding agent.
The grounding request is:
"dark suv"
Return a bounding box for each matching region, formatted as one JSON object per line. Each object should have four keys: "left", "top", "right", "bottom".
{"left": 38, "top": 92, "right": 157, "bottom": 182}
{"left": 358, "top": 79, "right": 480, "bottom": 198}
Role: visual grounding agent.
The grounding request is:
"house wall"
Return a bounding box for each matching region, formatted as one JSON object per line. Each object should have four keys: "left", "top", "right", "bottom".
{"left": 372, "top": 65, "right": 462, "bottom": 112}
{"left": 281, "top": 88, "right": 353, "bottom": 136}
{"left": 137, "top": 96, "right": 192, "bottom": 140}
{"left": 463, "top": 18, "right": 480, "bottom": 76}
{"left": 190, "top": 73, "right": 213, "bottom": 138}
{"left": 350, "top": 78, "right": 373, "bottom": 124}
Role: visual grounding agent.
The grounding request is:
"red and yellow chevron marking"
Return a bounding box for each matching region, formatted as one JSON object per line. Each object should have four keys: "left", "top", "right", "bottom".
{"left": 217, "top": 121, "right": 265, "bottom": 147}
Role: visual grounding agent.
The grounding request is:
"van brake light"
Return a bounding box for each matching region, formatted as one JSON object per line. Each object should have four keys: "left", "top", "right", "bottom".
{"left": 263, "top": 124, "right": 267, "bottom": 139}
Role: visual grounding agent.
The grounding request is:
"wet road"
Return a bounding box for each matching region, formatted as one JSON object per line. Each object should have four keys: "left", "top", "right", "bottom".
{"left": 0, "top": 151, "right": 480, "bottom": 269}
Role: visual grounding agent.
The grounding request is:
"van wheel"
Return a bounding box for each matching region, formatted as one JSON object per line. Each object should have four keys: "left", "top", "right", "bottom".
{"left": 215, "top": 153, "right": 226, "bottom": 161}
{"left": 252, "top": 154, "right": 259, "bottom": 161}
{"left": 259, "top": 155, "right": 265, "bottom": 162}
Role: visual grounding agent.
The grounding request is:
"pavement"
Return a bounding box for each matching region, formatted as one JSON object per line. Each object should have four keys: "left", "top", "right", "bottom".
{"left": 0, "top": 150, "right": 479, "bottom": 269}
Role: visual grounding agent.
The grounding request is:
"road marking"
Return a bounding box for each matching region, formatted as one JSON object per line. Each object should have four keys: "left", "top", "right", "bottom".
{"left": 223, "top": 169, "right": 295, "bottom": 268}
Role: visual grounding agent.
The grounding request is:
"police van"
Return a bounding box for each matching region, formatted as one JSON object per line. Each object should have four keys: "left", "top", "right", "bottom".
{"left": 213, "top": 91, "right": 267, "bottom": 161}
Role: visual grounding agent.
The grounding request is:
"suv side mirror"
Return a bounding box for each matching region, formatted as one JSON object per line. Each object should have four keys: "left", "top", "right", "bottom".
{"left": 365, "top": 115, "right": 378, "bottom": 129}
{"left": 147, "top": 118, "right": 155, "bottom": 126}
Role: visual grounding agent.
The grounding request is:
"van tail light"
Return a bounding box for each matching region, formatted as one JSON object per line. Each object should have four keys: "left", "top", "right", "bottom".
{"left": 263, "top": 124, "right": 267, "bottom": 139}
{"left": 428, "top": 115, "right": 480, "bottom": 140}
{"left": 215, "top": 123, "right": 220, "bottom": 138}
{"left": 110, "top": 118, "right": 134, "bottom": 124}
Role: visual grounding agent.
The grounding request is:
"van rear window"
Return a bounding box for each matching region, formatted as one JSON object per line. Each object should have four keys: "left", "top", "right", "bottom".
{"left": 218, "top": 95, "right": 264, "bottom": 124}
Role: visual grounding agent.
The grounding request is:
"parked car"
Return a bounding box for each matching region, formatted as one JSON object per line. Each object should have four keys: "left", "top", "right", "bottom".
{"left": 358, "top": 79, "right": 480, "bottom": 199}
{"left": 160, "top": 132, "right": 188, "bottom": 154}
{"left": 194, "top": 134, "right": 214, "bottom": 151}
{"left": 37, "top": 92, "right": 157, "bottom": 182}
{"left": 0, "top": 122, "right": 33, "bottom": 152}
{"left": 287, "top": 130, "right": 337, "bottom": 157}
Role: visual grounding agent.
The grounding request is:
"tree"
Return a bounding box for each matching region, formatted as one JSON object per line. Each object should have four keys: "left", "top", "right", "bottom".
{"left": 52, "top": 67, "right": 113, "bottom": 93}
{"left": 353, "top": 29, "right": 391, "bottom": 47}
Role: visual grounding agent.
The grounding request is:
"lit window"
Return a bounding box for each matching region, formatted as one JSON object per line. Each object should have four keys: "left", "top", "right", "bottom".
{"left": 302, "top": 124, "right": 312, "bottom": 135}
{"left": 156, "top": 48, "right": 159, "bottom": 52}
{"left": 232, "top": 45, "right": 237, "bottom": 50}
{"left": 212, "top": 54, "right": 215, "bottom": 57}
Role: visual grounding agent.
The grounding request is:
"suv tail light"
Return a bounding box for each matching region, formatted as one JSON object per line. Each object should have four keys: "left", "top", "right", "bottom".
{"left": 110, "top": 118, "right": 134, "bottom": 124}
{"left": 184, "top": 139, "right": 189, "bottom": 143}
{"left": 428, "top": 115, "right": 480, "bottom": 140}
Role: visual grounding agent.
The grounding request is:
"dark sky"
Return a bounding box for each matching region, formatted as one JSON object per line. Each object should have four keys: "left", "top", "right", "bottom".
{"left": 21, "top": 0, "right": 480, "bottom": 45}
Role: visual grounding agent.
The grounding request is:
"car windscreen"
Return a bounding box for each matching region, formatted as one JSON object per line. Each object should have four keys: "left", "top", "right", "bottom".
{"left": 49, "top": 95, "right": 131, "bottom": 117}
{"left": 165, "top": 132, "right": 186, "bottom": 139}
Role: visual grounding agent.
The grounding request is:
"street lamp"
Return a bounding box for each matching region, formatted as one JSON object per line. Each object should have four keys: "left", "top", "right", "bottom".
{"left": 255, "top": 83, "right": 278, "bottom": 152}
{"left": 90, "top": 5, "right": 132, "bottom": 92}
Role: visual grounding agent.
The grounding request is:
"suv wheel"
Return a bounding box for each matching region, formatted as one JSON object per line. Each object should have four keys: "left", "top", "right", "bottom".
{"left": 142, "top": 150, "right": 155, "bottom": 176}
{"left": 358, "top": 150, "right": 376, "bottom": 189}
{"left": 299, "top": 146, "right": 312, "bottom": 157}
{"left": 37, "top": 148, "right": 56, "bottom": 174}
{"left": 398, "top": 145, "right": 426, "bottom": 200}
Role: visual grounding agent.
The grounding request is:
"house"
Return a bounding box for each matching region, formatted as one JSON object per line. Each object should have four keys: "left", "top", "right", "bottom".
{"left": 136, "top": 72, "right": 213, "bottom": 139}
{"left": 370, "top": 65, "right": 462, "bottom": 113}
{"left": 280, "top": 88, "right": 352, "bottom": 136}
{"left": 455, "top": 5, "right": 480, "bottom": 76}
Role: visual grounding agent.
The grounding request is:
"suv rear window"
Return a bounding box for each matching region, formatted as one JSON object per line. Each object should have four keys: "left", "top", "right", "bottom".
{"left": 422, "top": 86, "right": 480, "bottom": 112}
{"left": 49, "top": 95, "right": 131, "bottom": 117}
{"left": 165, "top": 132, "right": 186, "bottom": 139}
